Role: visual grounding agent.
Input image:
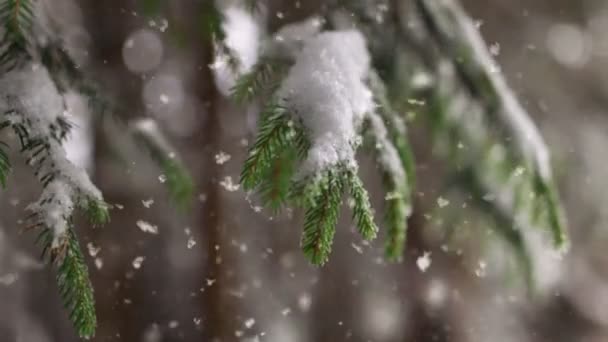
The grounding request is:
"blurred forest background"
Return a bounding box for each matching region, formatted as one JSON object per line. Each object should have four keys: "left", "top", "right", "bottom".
{"left": 1, "top": 0, "right": 607, "bottom": 341}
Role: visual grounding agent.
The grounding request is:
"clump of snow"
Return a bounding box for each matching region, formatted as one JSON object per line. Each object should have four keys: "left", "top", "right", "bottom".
{"left": 213, "top": 6, "right": 261, "bottom": 96}
{"left": 268, "top": 16, "right": 324, "bottom": 59}
{"left": 279, "top": 30, "right": 373, "bottom": 175}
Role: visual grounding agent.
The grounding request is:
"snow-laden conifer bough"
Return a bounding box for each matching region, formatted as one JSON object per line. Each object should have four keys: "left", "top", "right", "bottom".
{"left": 224, "top": 0, "right": 568, "bottom": 281}
{"left": 0, "top": 0, "right": 194, "bottom": 338}
{"left": 0, "top": 0, "right": 570, "bottom": 338}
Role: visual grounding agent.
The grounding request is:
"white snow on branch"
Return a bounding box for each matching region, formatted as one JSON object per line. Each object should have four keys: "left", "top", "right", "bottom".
{"left": 0, "top": 63, "right": 104, "bottom": 247}
{"left": 278, "top": 30, "right": 373, "bottom": 175}
{"left": 421, "top": 0, "right": 552, "bottom": 181}
{"left": 367, "top": 111, "right": 406, "bottom": 182}
{"left": 268, "top": 16, "right": 324, "bottom": 59}
{"left": 213, "top": 5, "right": 261, "bottom": 96}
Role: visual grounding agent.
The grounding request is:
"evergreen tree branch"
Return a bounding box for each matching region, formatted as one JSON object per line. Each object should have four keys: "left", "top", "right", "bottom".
{"left": 257, "top": 147, "right": 298, "bottom": 210}
{"left": 0, "top": 0, "right": 35, "bottom": 70}
{"left": 231, "top": 57, "right": 291, "bottom": 104}
{"left": 241, "top": 102, "right": 303, "bottom": 190}
{"left": 130, "top": 118, "right": 194, "bottom": 208}
{"left": 36, "top": 228, "right": 97, "bottom": 338}
{"left": 39, "top": 42, "right": 114, "bottom": 118}
{"left": 345, "top": 168, "right": 378, "bottom": 241}
{"left": 202, "top": 1, "right": 241, "bottom": 73}
{"left": 367, "top": 72, "right": 415, "bottom": 259}
{"left": 415, "top": 0, "right": 568, "bottom": 249}
{"left": 300, "top": 167, "right": 345, "bottom": 265}
{"left": 365, "top": 112, "right": 412, "bottom": 260}
{"left": 0, "top": 141, "right": 9, "bottom": 188}
{"left": 455, "top": 166, "right": 535, "bottom": 288}
{"left": 1, "top": 64, "right": 108, "bottom": 337}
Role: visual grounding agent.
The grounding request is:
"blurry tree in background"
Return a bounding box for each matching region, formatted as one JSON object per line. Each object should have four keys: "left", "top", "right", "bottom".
{"left": 1, "top": 0, "right": 608, "bottom": 341}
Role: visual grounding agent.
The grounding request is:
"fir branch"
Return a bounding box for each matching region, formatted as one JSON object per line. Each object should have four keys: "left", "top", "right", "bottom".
{"left": 367, "top": 72, "right": 416, "bottom": 259}
{"left": 39, "top": 42, "right": 114, "bottom": 118}
{"left": 231, "top": 57, "right": 291, "bottom": 104}
{"left": 300, "top": 168, "right": 345, "bottom": 265}
{"left": 368, "top": 72, "right": 417, "bottom": 187}
{"left": 241, "top": 103, "right": 299, "bottom": 190}
{"left": 241, "top": 101, "right": 309, "bottom": 209}
{"left": 202, "top": 2, "right": 241, "bottom": 72}
{"left": 37, "top": 228, "right": 97, "bottom": 338}
{"left": 346, "top": 169, "right": 378, "bottom": 241}
{"left": 383, "top": 180, "right": 410, "bottom": 260}
{"left": 2, "top": 64, "right": 108, "bottom": 337}
{"left": 416, "top": 0, "right": 568, "bottom": 249}
{"left": 257, "top": 147, "right": 298, "bottom": 210}
{"left": 0, "top": 0, "right": 35, "bottom": 70}
{"left": 85, "top": 199, "right": 111, "bottom": 227}
{"left": 533, "top": 175, "right": 567, "bottom": 248}
{"left": 130, "top": 118, "right": 194, "bottom": 208}
{"left": 457, "top": 167, "right": 534, "bottom": 288}
{"left": 0, "top": 141, "right": 9, "bottom": 188}
{"left": 366, "top": 113, "right": 411, "bottom": 259}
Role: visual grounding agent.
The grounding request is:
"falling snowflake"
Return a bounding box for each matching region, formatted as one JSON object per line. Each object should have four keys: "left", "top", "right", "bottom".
{"left": 513, "top": 166, "right": 526, "bottom": 177}
{"left": 158, "top": 19, "right": 169, "bottom": 32}
{"left": 219, "top": 176, "right": 240, "bottom": 192}
{"left": 187, "top": 236, "right": 197, "bottom": 249}
{"left": 142, "top": 198, "right": 155, "bottom": 208}
{"left": 416, "top": 252, "right": 432, "bottom": 273}
{"left": 87, "top": 242, "right": 101, "bottom": 257}
{"left": 132, "top": 256, "right": 145, "bottom": 269}
{"left": 437, "top": 197, "right": 450, "bottom": 208}
{"left": 475, "top": 260, "right": 487, "bottom": 278}
{"left": 215, "top": 151, "right": 232, "bottom": 165}
{"left": 244, "top": 318, "right": 256, "bottom": 329}
{"left": 137, "top": 220, "right": 159, "bottom": 234}
{"left": 298, "top": 293, "right": 312, "bottom": 312}
{"left": 159, "top": 94, "right": 170, "bottom": 104}
{"left": 0, "top": 273, "right": 18, "bottom": 286}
